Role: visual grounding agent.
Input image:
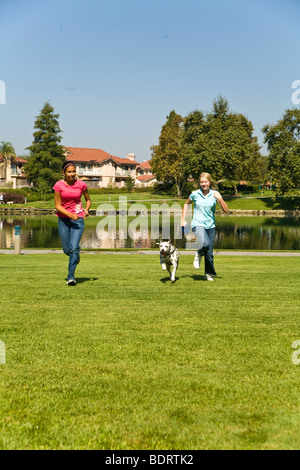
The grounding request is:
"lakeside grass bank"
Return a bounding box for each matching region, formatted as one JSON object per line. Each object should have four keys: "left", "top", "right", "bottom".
{"left": 1, "top": 192, "right": 300, "bottom": 213}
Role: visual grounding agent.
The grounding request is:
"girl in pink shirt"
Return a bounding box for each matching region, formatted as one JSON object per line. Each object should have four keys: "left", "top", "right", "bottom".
{"left": 53, "top": 161, "right": 91, "bottom": 285}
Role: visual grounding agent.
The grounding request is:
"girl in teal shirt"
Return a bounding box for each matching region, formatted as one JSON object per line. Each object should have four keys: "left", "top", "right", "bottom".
{"left": 181, "top": 172, "right": 228, "bottom": 281}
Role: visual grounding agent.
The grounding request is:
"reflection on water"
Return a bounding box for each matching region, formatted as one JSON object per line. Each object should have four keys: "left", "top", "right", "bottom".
{"left": 0, "top": 215, "right": 300, "bottom": 250}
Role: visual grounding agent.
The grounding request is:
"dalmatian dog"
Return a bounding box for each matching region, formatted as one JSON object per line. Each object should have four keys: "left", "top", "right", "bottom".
{"left": 157, "top": 240, "right": 180, "bottom": 282}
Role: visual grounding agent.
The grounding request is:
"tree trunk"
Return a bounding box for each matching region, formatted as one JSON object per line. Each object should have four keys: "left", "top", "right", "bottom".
{"left": 175, "top": 177, "right": 185, "bottom": 197}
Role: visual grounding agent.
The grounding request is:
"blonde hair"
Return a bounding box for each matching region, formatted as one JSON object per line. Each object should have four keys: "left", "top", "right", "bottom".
{"left": 199, "top": 172, "right": 215, "bottom": 188}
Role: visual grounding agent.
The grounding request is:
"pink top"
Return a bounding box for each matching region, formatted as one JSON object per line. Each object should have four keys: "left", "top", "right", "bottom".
{"left": 53, "top": 179, "right": 87, "bottom": 218}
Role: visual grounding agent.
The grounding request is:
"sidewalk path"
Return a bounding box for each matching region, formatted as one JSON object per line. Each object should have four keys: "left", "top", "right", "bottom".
{"left": 1, "top": 249, "right": 300, "bottom": 256}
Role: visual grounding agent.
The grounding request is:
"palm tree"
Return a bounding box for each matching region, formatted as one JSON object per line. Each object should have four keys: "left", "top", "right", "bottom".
{"left": 0, "top": 141, "right": 16, "bottom": 182}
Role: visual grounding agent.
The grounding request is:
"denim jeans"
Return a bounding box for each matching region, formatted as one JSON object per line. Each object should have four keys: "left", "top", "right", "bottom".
{"left": 192, "top": 226, "right": 216, "bottom": 276}
{"left": 58, "top": 217, "right": 85, "bottom": 280}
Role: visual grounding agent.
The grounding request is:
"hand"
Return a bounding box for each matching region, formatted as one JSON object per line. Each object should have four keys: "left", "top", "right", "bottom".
{"left": 83, "top": 209, "right": 90, "bottom": 219}
{"left": 71, "top": 213, "right": 79, "bottom": 221}
{"left": 181, "top": 220, "right": 187, "bottom": 227}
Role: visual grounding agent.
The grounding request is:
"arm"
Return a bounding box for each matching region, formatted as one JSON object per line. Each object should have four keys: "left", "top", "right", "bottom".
{"left": 213, "top": 191, "right": 229, "bottom": 213}
{"left": 181, "top": 197, "right": 192, "bottom": 226}
{"left": 54, "top": 191, "right": 79, "bottom": 220}
{"left": 82, "top": 188, "right": 91, "bottom": 218}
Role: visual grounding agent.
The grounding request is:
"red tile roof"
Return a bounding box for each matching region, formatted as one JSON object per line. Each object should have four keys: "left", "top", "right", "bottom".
{"left": 65, "top": 147, "right": 139, "bottom": 166}
{"left": 137, "top": 160, "right": 152, "bottom": 170}
{"left": 137, "top": 175, "right": 156, "bottom": 182}
{"left": 0, "top": 155, "right": 27, "bottom": 163}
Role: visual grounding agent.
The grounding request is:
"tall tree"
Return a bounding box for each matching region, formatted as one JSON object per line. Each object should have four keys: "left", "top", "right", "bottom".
{"left": 183, "top": 97, "right": 262, "bottom": 190}
{"left": 0, "top": 141, "right": 16, "bottom": 182}
{"left": 151, "top": 110, "right": 187, "bottom": 196}
{"left": 262, "top": 108, "right": 300, "bottom": 195}
{"left": 24, "top": 102, "right": 65, "bottom": 188}
{"left": 182, "top": 109, "right": 207, "bottom": 178}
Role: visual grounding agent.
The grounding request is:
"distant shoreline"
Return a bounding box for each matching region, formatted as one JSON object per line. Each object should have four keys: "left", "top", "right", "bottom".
{"left": 0, "top": 207, "right": 299, "bottom": 217}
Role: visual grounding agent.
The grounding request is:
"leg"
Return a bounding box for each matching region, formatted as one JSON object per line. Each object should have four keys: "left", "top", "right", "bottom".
{"left": 67, "top": 218, "right": 85, "bottom": 281}
{"left": 204, "top": 228, "right": 216, "bottom": 276}
{"left": 192, "top": 226, "right": 211, "bottom": 256}
{"left": 166, "top": 262, "right": 171, "bottom": 278}
{"left": 170, "top": 262, "right": 177, "bottom": 282}
{"left": 160, "top": 254, "right": 167, "bottom": 271}
{"left": 58, "top": 217, "right": 72, "bottom": 256}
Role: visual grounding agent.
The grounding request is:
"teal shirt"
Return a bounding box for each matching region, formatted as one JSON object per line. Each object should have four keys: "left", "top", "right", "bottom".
{"left": 190, "top": 189, "right": 217, "bottom": 229}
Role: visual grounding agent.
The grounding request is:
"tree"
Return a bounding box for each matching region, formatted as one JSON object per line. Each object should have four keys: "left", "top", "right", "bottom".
{"left": 182, "top": 109, "right": 207, "bottom": 179}
{"left": 151, "top": 110, "right": 187, "bottom": 196}
{"left": 262, "top": 108, "right": 300, "bottom": 195}
{"left": 24, "top": 102, "right": 65, "bottom": 189}
{"left": 125, "top": 175, "right": 135, "bottom": 193}
{"left": 183, "top": 97, "right": 262, "bottom": 191}
{"left": 0, "top": 141, "right": 16, "bottom": 181}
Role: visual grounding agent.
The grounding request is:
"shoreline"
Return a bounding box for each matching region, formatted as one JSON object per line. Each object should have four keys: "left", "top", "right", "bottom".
{"left": 0, "top": 207, "right": 299, "bottom": 217}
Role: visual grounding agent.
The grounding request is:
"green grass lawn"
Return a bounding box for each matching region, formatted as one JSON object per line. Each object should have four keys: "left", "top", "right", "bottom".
{"left": 1, "top": 253, "right": 300, "bottom": 449}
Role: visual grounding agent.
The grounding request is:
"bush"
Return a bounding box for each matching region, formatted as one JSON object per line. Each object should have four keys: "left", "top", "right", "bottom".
{"left": 2, "top": 192, "right": 25, "bottom": 204}
{"left": 87, "top": 186, "right": 150, "bottom": 195}
{"left": 181, "top": 182, "right": 197, "bottom": 198}
{"left": 151, "top": 182, "right": 174, "bottom": 194}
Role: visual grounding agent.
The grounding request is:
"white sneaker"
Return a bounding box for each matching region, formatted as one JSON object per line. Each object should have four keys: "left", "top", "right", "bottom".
{"left": 205, "top": 274, "right": 214, "bottom": 281}
{"left": 193, "top": 252, "right": 201, "bottom": 269}
{"left": 66, "top": 279, "right": 76, "bottom": 286}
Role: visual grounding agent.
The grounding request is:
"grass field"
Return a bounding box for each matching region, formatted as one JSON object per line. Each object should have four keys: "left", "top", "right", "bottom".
{"left": 1, "top": 253, "right": 300, "bottom": 449}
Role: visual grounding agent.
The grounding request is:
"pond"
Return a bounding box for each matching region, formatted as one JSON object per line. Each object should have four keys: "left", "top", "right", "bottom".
{"left": 1, "top": 214, "right": 300, "bottom": 250}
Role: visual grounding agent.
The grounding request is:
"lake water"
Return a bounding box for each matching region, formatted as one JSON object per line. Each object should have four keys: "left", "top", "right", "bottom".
{"left": 1, "top": 214, "right": 300, "bottom": 250}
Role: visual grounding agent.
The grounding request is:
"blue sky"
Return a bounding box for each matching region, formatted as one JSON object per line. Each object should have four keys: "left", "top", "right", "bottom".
{"left": 1, "top": 0, "right": 300, "bottom": 162}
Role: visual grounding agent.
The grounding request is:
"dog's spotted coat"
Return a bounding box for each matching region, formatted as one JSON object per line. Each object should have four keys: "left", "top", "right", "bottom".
{"left": 158, "top": 240, "right": 180, "bottom": 282}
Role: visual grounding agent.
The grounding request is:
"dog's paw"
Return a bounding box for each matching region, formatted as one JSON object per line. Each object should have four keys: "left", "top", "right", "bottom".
{"left": 161, "top": 263, "right": 167, "bottom": 271}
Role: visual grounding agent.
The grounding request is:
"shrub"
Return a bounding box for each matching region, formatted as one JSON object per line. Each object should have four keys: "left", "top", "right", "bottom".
{"left": 151, "top": 182, "right": 174, "bottom": 194}
{"left": 2, "top": 192, "right": 25, "bottom": 204}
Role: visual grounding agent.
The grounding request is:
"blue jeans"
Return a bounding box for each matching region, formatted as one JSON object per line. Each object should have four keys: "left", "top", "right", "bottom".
{"left": 192, "top": 226, "right": 216, "bottom": 276}
{"left": 58, "top": 217, "right": 85, "bottom": 280}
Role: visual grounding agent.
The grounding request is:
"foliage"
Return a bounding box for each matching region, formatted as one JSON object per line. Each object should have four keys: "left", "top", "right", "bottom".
{"left": 24, "top": 102, "right": 65, "bottom": 188}
{"left": 151, "top": 98, "right": 264, "bottom": 196}
{"left": 0, "top": 141, "right": 16, "bottom": 180}
{"left": 37, "top": 178, "right": 51, "bottom": 201}
{"left": 182, "top": 97, "right": 263, "bottom": 189}
{"left": 151, "top": 111, "right": 187, "bottom": 197}
{"left": 262, "top": 108, "right": 300, "bottom": 195}
{"left": 1, "top": 191, "right": 25, "bottom": 204}
{"left": 0, "top": 187, "right": 53, "bottom": 202}
{"left": 125, "top": 175, "right": 135, "bottom": 193}
{"left": 151, "top": 182, "right": 174, "bottom": 194}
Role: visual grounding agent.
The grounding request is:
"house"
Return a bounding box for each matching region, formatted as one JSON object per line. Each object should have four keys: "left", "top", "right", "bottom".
{"left": 0, "top": 156, "right": 29, "bottom": 188}
{"left": 135, "top": 160, "right": 157, "bottom": 187}
{"left": 0, "top": 146, "right": 157, "bottom": 189}
{"left": 65, "top": 147, "right": 140, "bottom": 188}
